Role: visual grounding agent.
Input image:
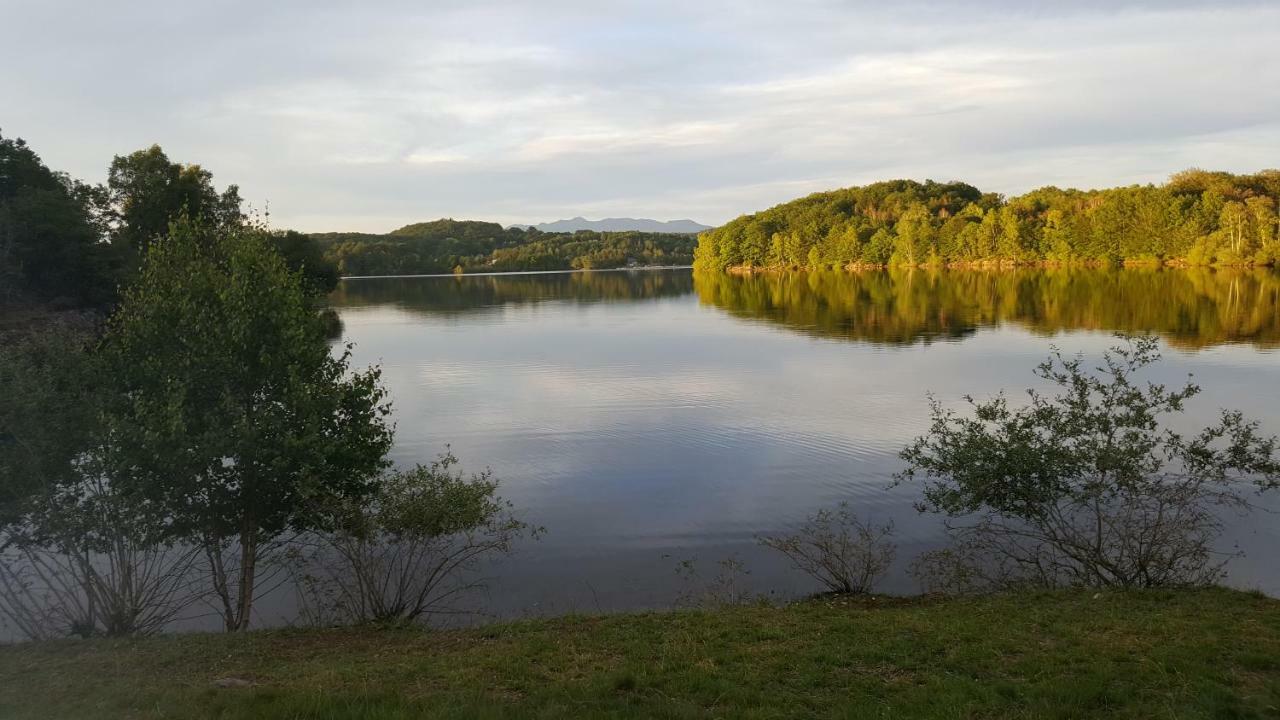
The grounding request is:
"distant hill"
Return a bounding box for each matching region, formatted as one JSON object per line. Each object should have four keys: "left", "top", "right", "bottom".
{"left": 310, "top": 218, "right": 699, "bottom": 275}
{"left": 517, "top": 217, "right": 713, "bottom": 234}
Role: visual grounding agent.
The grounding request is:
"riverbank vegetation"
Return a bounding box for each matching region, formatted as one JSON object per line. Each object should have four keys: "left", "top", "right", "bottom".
{"left": 693, "top": 171, "right": 1280, "bottom": 270}
{"left": 1, "top": 133, "right": 535, "bottom": 639}
{"left": 5, "top": 127, "right": 1280, "bottom": 720}
{"left": 315, "top": 220, "right": 697, "bottom": 275}
{"left": 1, "top": 218, "right": 389, "bottom": 636}
{"left": 1, "top": 588, "right": 1276, "bottom": 719}
{"left": 899, "top": 336, "right": 1278, "bottom": 591}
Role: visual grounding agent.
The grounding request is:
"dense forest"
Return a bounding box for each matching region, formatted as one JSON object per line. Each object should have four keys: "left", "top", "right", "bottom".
{"left": 314, "top": 221, "right": 696, "bottom": 276}
{"left": 693, "top": 172, "right": 1280, "bottom": 270}
{"left": 694, "top": 266, "right": 1280, "bottom": 349}
{"left": 0, "top": 133, "right": 337, "bottom": 316}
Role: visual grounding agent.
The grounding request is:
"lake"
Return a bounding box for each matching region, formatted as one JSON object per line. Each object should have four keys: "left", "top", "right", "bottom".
{"left": 326, "top": 266, "right": 1280, "bottom": 621}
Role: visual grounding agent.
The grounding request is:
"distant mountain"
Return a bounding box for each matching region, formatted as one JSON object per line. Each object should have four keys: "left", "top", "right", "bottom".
{"left": 517, "top": 217, "right": 713, "bottom": 234}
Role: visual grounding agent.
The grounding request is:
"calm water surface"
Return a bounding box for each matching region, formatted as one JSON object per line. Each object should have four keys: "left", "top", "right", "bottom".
{"left": 326, "top": 267, "right": 1280, "bottom": 620}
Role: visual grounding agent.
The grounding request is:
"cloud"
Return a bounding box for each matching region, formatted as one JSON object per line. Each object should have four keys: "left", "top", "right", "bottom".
{"left": 2, "top": 1, "right": 1277, "bottom": 231}
{"left": 404, "top": 150, "right": 470, "bottom": 165}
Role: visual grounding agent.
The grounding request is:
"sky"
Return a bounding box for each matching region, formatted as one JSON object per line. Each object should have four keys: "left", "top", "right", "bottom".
{"left": 3, "top": 0, "right": 1278, "bottom": 232}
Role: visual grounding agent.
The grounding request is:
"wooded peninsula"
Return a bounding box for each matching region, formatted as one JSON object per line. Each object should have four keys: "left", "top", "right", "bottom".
{"left": 693, "top": 172, "right": 1280, "bottom": 271}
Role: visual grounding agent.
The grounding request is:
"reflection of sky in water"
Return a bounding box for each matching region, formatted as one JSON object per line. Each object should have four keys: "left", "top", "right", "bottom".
{"left": 320, "top": 270, "right": 1280, "bottom": 623}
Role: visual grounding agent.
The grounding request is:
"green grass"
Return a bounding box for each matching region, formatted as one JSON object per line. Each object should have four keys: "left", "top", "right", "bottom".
{"left": 1, "top": 588, "right": 1277, "bottom": 719}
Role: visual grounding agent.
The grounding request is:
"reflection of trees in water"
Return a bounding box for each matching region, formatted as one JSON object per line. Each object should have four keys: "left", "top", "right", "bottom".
{"left": 329, "top": 270, "right": 695, "bottom": 315}
{"left": 694, "top": 267, "right": 1280, "bottom": 349}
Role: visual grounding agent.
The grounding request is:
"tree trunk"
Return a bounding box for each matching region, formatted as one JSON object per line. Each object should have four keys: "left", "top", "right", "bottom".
{"left": 230, "top": 525, "right": 258, "bottom": 632}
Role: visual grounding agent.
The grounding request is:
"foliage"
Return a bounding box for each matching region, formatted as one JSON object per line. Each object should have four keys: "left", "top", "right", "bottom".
{"left": 898, "top": 336, "right": 1280, "bottom": 591}
{"left": 0, "top": 132, "right": 118, "bottom": 305}
{"left": 1, "top": 589, "right": 1277, "bottom": 719}
{"left": 290, "top": 452, "right": 533, "bottom": 626}
{"left": 0, "top": 321, "right": 99, "bottom": 528}
{"left": 759, "top": 503, "right": 896, "bottom": 594}
{"left": 1, "top": 132, "right": 337, "bottom": 309}
{"left": 0, "top": 493, "right": 199, "bottom": 641}
{"left": 694, "top": 171, "right": 1280, "bottom": 270}
{"left": 0, "top": 321, "right": 198, "bottom": 640}
{"left": 104, "top": 145, "right": 244, "bottom": 254}
{"left": 271, "top": 230, "right": 340, "bottom": 297}
{"left": 100, "top": 218, "right": 394, "bottom": 631}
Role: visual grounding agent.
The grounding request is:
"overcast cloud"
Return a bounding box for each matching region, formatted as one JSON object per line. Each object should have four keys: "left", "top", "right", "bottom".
{"left": 2, "top": 0, "right": 1277, "bottom": 231}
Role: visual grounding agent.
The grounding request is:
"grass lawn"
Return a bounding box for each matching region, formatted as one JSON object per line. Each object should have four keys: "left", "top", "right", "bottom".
{"left": 1, "top": 588, "right": 1277, "bottom": 719}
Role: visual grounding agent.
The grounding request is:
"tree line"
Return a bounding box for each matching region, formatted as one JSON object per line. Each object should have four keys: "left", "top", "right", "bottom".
{"left": 0, "top": 132, "right": 338, "bottom": 312}
{"left": 0, "top": 131, "right": 693, "bottom": 316}
{"left": 316, "top": 221, "right": 696, "bottom": 276}
{"left": 693, "top": 172, "right": 1280, "bottom": 271}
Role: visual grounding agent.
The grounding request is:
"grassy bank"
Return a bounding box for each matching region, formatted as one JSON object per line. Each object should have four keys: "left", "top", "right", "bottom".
{"left": 1, "top": 588, "right": 1277, "bottom": 719}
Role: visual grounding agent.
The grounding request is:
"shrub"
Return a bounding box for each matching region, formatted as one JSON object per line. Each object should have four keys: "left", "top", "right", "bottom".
{"left": 291, "top": 451, "right": 535, "bottom": 626}
{"left": 899, "top": 336, "right": 1279, "bottom": 591}
{"left": 672, "top": 555, "right": 755, "bottom": 609}
{"left": 759, "top": 503, "right": 896, "bottom": 594}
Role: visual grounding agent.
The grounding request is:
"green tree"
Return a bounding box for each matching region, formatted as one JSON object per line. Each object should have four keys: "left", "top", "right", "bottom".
{"left": 106, "top": 145, "right": 243, "bottom": 253}
{"left": 0, "top": 321, "right": 199, "bottom": 640}
{"left": 861, "top": 228, "right": 894, "bottom": 265}
{"left": 271, "top": 229, "right": 340, "bottom": 296}
{"left": 102, "top": 218, "right": 394, "bottom": 631}
{"left": 0, "top": 321, "right": 100, "bottom": 529}
{"left": 0, "top": 132, "right": 116, "bottom": 305}
{"left": 1218, "top": 201, "right": 1251, "bottom": 261}
{"left": 995, "top": 206, "right": 1026, "bottom": 262}
{"left": 891, "top": 204, "right": 935, "bottom": 266}
{"left": 1245, "top": 196, "right": 1278, "bottom": 263}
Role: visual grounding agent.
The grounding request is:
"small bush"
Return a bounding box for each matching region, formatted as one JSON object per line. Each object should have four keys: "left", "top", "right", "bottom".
{"left": 290, "top": 451, "right": 536, "bottom": 626}
{"left": 759, "top": 503, "right": 895, "bottom": 595}
{"left": 672, "top": 555, "right": 755, "bottom": 609}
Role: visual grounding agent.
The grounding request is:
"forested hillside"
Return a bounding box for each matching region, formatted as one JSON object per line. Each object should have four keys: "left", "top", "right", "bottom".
{"left": 314, "top": 220, "right": 697, "bottom": 276}
{"left": 693, "top": 171, "right": 1280, "bottom": 270}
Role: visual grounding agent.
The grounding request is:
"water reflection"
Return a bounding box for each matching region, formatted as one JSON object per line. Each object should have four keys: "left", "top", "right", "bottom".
{"left": 332, "top": 269, "right": 694, "bottom": 316}
{"left": 310, "top": 268, "right": 1280, "bottom": 622}
{"left": 695, "top": 267, "right": 1280, "bottom": 349}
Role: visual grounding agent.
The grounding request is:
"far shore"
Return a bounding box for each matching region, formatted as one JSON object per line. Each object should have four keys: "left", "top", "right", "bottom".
{"left": 341, "top": 265, "right": 694, "bottom": 280}
{"left": 718, "top": 258, "right": 1277, "bottom": 274}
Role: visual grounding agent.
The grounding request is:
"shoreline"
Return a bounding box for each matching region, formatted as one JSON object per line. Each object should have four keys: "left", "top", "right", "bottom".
{"left": 715, "top": 259, "right": 1277, "bottom": 274}
{"left": 341, "top": 265, "right": 694, "bottom": 280}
